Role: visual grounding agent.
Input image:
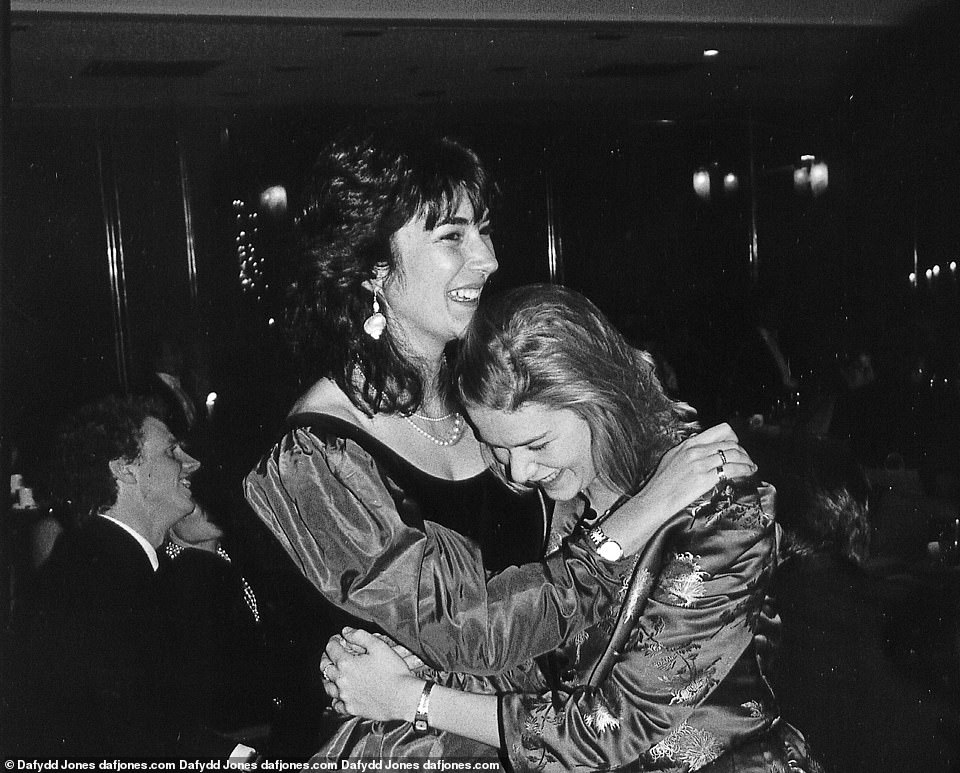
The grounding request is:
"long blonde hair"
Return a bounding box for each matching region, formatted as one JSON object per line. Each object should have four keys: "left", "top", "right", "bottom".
{"left": 455, "top": 284, "right": 699, "bottom": 494}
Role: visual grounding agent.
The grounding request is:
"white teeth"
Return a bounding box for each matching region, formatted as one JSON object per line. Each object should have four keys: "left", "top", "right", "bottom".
{"left": 181, "top": 479, "right": 191, "bottom": 488}
{"left": 538, "top": 470, "right": 560, "bottom": 485}
{"left": 448, "top": 287, "right": 482, "bottom": 302}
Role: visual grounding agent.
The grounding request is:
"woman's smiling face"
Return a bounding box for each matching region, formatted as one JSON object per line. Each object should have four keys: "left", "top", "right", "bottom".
{"left": 383, "top": 197, "right": 498, "bottom": 355}
{"left": 465, "top": 401, "right": 600, "bottom": 503}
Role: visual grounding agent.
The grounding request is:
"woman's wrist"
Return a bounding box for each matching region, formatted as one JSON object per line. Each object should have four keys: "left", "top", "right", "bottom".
{"left": 397, "top": 676, "right": 429, "bottom": 723}
{"left": 603, "top": 488, "right": 661, "bottom": 556}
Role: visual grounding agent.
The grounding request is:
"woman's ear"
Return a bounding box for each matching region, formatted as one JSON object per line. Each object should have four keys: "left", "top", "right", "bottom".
{"left": 108, "top": 457, "right": 137, "bottom": 484}
{"left": 362, "top": 263, "right": 390, "bottom": 295}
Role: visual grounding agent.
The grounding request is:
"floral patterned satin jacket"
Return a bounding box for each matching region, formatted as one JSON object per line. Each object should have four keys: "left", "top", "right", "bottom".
{"left": 493, "top": 479, "right": 781, "bottom": 772}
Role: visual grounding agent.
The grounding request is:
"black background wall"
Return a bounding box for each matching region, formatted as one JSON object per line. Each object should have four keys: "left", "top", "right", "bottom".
{"left": 3, "top": 3, "right": 960, "bottom": 489}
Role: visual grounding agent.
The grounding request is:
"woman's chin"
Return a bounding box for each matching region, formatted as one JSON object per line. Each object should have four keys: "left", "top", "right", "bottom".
{"left": 540, "top": 475, "right": 577, "bottom": 502}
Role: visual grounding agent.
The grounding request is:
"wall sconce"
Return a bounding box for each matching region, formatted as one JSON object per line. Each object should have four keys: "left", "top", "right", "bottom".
{"left": 693, "top": 163, "right": 740, "bottom": 201}
{"left": 793, "top": 156, "right": 829, "bottom": 197}
{"left": 259, "top": 184, "right": 288, "bottom": 217}
{"left": 692, "top": 168, "right": 711, "bottom": 199}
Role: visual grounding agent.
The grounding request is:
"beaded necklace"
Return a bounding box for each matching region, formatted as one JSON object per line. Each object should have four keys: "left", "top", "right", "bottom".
{"left": 401, "top": 411, "right": 466, "bottom": 446}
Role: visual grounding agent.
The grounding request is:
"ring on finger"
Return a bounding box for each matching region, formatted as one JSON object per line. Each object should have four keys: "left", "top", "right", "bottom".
{"left": 717, "top": 449, "right": 727, "bottom": 466}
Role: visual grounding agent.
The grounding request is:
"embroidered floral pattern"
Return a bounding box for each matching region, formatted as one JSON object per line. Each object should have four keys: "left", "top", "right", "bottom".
{"left": 593, "top": 560, "right": 648, "bottom": 636}
{"left": 694, "top": 485, "right": 773, "bottom": 534}
{"left": 627, "top": 567, "right": 656, "bottom": 605}
{"left": 502, "top": 482, "right": 783, "bottom": 773}
{"left": 647, "top": 721, "right": 725, "bottom": 770}
{"left": 658, "top": 552, "right": 709, "bottom": 607}
{"left": 669, "top": 672, "right": 714, "bottom": 706}
{"left": 573, "top": 629, "right": 590, "bottom": 663}
{"left": 584, "top": 702, "right": 621, "bottom": 733}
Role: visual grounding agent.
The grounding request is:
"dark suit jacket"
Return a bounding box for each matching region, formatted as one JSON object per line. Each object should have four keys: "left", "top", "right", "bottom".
{"left": 159, "top": 544, "right": 278, "bottom": 738}
{"left": 3, "top": 516, "right": 234, "bottom": 759}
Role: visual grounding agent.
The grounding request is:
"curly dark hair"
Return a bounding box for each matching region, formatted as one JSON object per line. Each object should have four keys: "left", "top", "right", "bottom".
{"left": 455, "top": 284, "right": 699, "bottom": 495}
{"left": 286, "top": 126, "right": 497, "bottom": 416}
{"left": 47, "top": 395, "right": 168, "bottom": 520}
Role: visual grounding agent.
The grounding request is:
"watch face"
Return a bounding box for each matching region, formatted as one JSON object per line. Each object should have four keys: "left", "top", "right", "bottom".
{"left": 598, "top": 539, "right": 623, "bottom": 561}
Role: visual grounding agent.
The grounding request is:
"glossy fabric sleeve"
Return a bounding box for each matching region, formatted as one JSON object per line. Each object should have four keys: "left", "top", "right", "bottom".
{"left": 500, "top": 483, "right": 779, "bottom": 772}
{"left": 244, "top": 428, "right": 634, "bottom": 673}
{"left": 419, "top": 520, "right": 635, "bottom": 674}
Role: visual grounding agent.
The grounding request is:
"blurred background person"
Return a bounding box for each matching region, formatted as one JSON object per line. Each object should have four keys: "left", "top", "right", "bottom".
{"left": 1, "top": 395, "right": 256, "bottom": 761}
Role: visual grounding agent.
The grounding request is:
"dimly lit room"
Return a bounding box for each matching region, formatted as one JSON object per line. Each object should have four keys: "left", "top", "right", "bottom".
{"left": 1, "top": 1, "right": 958, "bottom": 770}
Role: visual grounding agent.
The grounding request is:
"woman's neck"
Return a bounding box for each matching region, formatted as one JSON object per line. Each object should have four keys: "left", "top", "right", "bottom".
{"left": 407, "top": 345, "right": 451, "bottom": 417}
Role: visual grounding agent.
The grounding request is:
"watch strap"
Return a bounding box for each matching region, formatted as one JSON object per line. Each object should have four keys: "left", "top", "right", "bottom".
{"left": 586, "top": 525, "right": 606, "bottom": 547}
{"left": 413, "top": 680, "right": 435, "bottom": 734}
{"left": 586, "top": 524, "right": 623, "bottom": 561}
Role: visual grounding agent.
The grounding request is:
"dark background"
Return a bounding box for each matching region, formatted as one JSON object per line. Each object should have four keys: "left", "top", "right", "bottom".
{"left": 2, "top": 1, "right": 959, "bottom": 494}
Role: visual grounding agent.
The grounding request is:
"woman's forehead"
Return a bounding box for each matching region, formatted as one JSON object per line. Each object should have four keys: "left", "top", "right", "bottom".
{"left": 416, "top": 187, "right": 487, "bottom": 228}
{"left": 467, "top": 402, "right": 570, "bottom": 446}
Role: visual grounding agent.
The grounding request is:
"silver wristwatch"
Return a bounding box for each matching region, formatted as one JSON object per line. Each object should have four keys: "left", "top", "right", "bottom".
{"left": 585, "top": 525, "right": 624, "bottom": 561}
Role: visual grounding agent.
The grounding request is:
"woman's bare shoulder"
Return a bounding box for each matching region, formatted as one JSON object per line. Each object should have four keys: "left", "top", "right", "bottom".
{"left": 289, "top": 378, "right": 364, "bottom": 425}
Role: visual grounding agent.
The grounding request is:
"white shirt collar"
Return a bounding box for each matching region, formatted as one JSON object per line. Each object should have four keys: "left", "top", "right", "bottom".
{"left": 98, "top": 514, "right": 160, "bottom": 572}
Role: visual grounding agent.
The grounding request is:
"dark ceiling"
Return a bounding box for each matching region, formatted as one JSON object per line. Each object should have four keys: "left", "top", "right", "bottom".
{"left": 6, "top": 0, "right": 946, "bottom": 122}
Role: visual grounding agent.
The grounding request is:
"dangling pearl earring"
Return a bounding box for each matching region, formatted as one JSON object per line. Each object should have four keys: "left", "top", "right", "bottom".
{"left": 363, "top": 293, "right": 387, "bottom": 340}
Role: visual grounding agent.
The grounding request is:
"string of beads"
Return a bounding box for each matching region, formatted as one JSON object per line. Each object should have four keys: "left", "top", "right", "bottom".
{"left": 402, "top": 412, "right": 466, "bottom": 446}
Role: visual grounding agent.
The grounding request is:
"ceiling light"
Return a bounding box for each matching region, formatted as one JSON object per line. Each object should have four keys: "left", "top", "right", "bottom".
{"left": 809, "top": 161, "right": 829, "bottom": 196}
{"left": 693, "top": 168, "right": 711, "bottom": 200}
{"left": 259, "top": 185, "right": 288, "bottom": 216}
{"left": 703, "top": 49, "right": 719, "bottom": 58}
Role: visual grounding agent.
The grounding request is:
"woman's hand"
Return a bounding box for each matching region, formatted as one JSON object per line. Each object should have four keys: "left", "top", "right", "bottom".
{"left": 643, "top": 422, "right": 756, "bottom": 511}
{"left": 321, "top": 627, "right": 424, "bottom": 722}
{"left": 605, "top": 423, "right": 757, "bottom": 555}
{"left": 372, "top": 632, "right": 427, "bottom": 672}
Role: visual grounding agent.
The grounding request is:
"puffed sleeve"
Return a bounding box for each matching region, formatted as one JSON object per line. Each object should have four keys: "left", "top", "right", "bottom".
{"left": 244, "top": 428, "right": 635, "bottom": 674}
{"left": 500, "top": 482, "right": 779, "bottom": 772}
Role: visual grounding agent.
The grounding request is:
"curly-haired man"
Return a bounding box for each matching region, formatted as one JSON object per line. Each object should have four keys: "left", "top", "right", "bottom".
{"left": 3, "top": 395, "right": 255, "bottom": 761}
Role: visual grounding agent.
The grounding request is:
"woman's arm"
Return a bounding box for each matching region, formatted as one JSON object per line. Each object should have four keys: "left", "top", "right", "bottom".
{"left": 324, "top": 629, "right": 502, "bottom": 747}
{"left": 602, "top": 422, "right": 755, "bottom": 554}
{"left": 327, "top": 481, "right": 779, "bottom": 770}
{"left": 498, "top": 483, "right": 779, "bottom": 772}
{"left": 245, "top": 429, "right": 629, "bottom": 672}
{"left": 412, "top": 424, "right": 757, "bottom": 672}
{"left": 245, "top": 425, "right": 755, "bottom": 675}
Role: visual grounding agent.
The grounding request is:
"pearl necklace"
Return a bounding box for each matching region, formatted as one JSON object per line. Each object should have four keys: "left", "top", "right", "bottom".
{"left": 412, "top": 410, "right": 456, "bottom": 422}
{"left": 402, "top": 412, "right": 466, "bottom": 446}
